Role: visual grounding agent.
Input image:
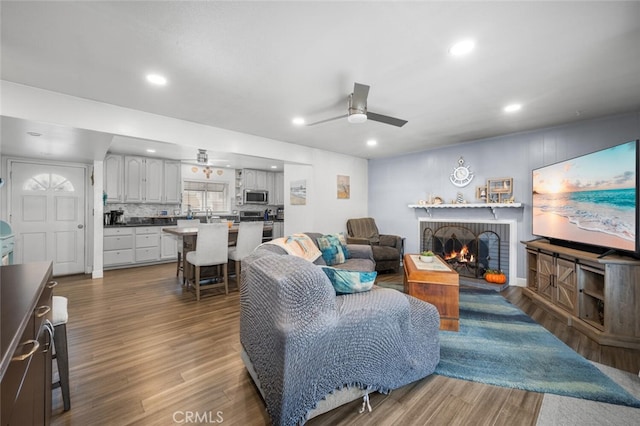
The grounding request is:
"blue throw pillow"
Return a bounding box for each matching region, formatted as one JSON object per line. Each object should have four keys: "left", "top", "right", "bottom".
{"left": 334, "top": 232, "right": 351, "bottom": 259}
{"left": 320, "top": 266, "right": 377, "bottom": 294}
{"left": 317, "top": 234, "right": 348, "bottom": 266}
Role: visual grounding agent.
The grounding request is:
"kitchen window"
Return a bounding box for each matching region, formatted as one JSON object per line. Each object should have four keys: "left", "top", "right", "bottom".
{"left": 182, "top": 181, "right": 229, "bottom": 213}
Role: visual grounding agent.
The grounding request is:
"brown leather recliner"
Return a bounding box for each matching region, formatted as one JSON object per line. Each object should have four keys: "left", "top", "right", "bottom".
{"left": 346, "top": 217, "right": 403, "bottom": 273}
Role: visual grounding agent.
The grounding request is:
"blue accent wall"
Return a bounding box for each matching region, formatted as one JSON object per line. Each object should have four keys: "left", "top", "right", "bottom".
{"left": 369, "top": 112, "right": 640, "bottom": 278}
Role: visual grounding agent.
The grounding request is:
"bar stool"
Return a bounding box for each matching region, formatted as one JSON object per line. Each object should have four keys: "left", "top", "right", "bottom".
{"left": 186, "top": 223, "right": 229, "bottom": 301}
{"left": 176, "top": 219, "right": 199, "bottom": 283}
{"left": 52, "top": 295, "right": 70, "bottom": 411}
{"left": 228, "top": 221, "right": 264, "bottom": 287}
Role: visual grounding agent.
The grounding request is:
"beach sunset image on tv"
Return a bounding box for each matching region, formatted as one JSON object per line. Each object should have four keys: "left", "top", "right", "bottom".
{"left": 532, "top": 141, "right": 637, "bottom": 252}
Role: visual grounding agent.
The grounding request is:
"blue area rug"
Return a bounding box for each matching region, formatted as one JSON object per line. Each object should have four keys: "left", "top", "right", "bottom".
{"left": 433, "top": 288, "right": 640, "bottom": 408}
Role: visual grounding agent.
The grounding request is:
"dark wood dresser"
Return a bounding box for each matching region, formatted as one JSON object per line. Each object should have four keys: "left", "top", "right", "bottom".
{"left": 1, "top": 261, "right": 54, "bottom": 425}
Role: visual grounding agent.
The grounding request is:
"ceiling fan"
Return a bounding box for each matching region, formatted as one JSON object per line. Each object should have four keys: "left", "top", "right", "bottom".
{"left": 307, "top": 82, "right": 408, "bottom": 127}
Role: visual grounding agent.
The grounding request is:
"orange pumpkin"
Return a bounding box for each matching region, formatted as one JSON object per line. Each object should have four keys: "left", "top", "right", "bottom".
{"left": 484, "top": 270, "right": 507, "bottom": 284}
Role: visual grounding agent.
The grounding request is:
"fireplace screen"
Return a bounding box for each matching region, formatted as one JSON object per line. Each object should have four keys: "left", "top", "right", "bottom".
{"left": 421, "top": 223, "right": 506, "bottom": 280}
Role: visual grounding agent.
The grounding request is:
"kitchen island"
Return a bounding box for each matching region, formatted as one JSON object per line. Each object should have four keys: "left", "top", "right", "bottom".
{"left": 163, "top": 224, "right": 273, "bottom": 282}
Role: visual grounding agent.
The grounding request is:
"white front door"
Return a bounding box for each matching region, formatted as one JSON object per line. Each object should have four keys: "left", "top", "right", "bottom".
{"left": 9, "top": 161, "right": 86, "bottom": 276}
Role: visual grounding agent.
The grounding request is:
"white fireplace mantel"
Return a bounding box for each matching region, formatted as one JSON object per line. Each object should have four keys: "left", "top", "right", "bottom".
{"left": 409, "top": 202, "right": 523, "bottom": 219}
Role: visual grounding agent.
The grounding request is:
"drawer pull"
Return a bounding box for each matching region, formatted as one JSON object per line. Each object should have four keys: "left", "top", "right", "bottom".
{"left": 12, "top": 340, "right": 40, "bottom": 361}
{"left": 35, "top": 305, "right": 51, "bottom": 318}
{"left": 47, "top": 280, "right": 59, "bottom": 289}
{"left": 44, "top": 320, "right": 55, "bottom": 352}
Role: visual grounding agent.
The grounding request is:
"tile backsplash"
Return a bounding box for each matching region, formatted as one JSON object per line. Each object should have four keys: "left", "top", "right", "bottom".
{"left": 106, "top": 203, "right": 180, "bottom": 218}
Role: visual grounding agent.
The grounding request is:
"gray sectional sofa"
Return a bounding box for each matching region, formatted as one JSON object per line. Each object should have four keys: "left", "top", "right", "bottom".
{"left": 239, "top": 234, "right": 441, "bottom": 425}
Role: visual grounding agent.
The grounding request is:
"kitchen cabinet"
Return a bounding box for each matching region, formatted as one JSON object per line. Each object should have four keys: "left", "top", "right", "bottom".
{"left": 524, "top": 240, "right": 640, "bottom": 349}
{"left": 266, "top": 172, "right": 275, "bottom": 198}
{"left": 243, "top": 169, "right": 268, "bottom": 190}
{"left": 256, "top": 170, "right": 268, "bottom": 190}
{"left": 124, "top": 156, "right": 164, "bottom": 203}
{"left": 104, "top": 226, "right": 176, "bottom": 269}
{"left": 274, "top": 172, "right": 284, "bottom": 205}
{"left": 104, "top": 154, "right": 124, "bottom": 202}
{"left": 107, "top": 155, "right": 180, "bottom": 205}
{"left": 163, "top": 161, "right": 182, "bottom": 204}
{"left": 104, "top": 228, "right": 134, "bottom": 267}
{"left": 273, "top": 222, "right": 284, "bottom": 239}
{"left": 161, "top": 231, "right": 178, "bottom": 260}
{"left": 1, "top": 261, "right": 53, "bottom": 426}
{"left": 134, "top": 227, "right": 161, "bottom": 263}
{"left": 243, "top": 169, "right": 257, "bottom": 189}
{"left": 144, "top": 158, "right": 164, "bottom": 203}
{"left": 124, "top": 156, "right": 144, "bottom": 202}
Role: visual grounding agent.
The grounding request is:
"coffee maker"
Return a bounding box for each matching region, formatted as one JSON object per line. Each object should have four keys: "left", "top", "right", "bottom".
{"left": 105, "top": 209, "right": 125, "bottom": 225}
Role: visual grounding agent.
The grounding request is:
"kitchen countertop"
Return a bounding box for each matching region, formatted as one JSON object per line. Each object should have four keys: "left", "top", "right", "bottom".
{"left": 104, "top": 215, "right": 283, "bottom": 228}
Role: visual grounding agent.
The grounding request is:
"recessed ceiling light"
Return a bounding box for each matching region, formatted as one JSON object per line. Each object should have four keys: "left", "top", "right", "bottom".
{"left": 146, "top": 149, "right": 156, "bottom": 153}
{"left": 367, "top": 139, "right": 377, "bottom": 146}
{"left": 292, "top": 117, "right": 305, "bottom": 126}
{"left": 449, "top": 39, "right": 475, "bottom": 56}
{"left": 27, "top": 131, "right": 42, "bottom": 137}
{"left": 270, "top": 165, "right": 278, "bottom": 169}
{"left": 503, "top": 103, "right": 522, "bottom": 113}
{"left": 146, "top": 73, "right": 167, "bottom": 86}
{"left": 226, "top": 164, "right": 231, "bottom": 168}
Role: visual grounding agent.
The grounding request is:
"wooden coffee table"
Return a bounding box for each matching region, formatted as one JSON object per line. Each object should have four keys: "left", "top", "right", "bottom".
{"left": 403, "top": 254, "right": 459, "bottom": 331}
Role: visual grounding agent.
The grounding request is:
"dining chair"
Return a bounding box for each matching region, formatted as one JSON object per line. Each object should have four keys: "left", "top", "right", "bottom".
{"left": 185, "top": 222, "right": 229, "bottom": 300}
{"left": 228, "top": 221, "right": 264, "bottom": 286}
{"left": 176, "top": 219, "right": 199, "bottom": 283}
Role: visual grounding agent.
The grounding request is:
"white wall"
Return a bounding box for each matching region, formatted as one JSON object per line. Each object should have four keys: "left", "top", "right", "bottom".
{"left": 1, "top": 81, "right": 369, "bottom": 276}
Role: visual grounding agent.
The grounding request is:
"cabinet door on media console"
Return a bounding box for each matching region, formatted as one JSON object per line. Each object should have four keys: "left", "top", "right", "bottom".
{"left": 535, "top": 252, "right": 577, "bottom": 315}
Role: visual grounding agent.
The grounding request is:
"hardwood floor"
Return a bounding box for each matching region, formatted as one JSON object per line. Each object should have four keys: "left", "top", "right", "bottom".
{"left": 50, "top": 265, "right": 638, "bottom": 425}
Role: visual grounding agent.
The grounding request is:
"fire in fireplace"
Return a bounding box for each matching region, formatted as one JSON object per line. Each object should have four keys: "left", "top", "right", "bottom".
{"left": 444, "top": 245, "right": 474, "bottom": 263}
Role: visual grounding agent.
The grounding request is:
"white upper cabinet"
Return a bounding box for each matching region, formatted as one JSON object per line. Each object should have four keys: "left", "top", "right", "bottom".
{"left": 243, "top": 169, "right": 257, "bottom": 189}
{"left": 104, "top": 154, "right": 123, "bottom": 202}
{"left": 256, "top": 170, "right": 268, "bottom": 190}
{"left": 144, "top": 158, "right": 164, "bottom": 203}
{"left": 121, "top": 156, "right": 175, "bottom": 204}
{"left": 266, "top": 172, "right": 275, "bottom": 198}
{"left": 163, "top": 161, "right": 181, "bottom": 204}
{"left": 124, "top": 156, "right": 145, "bottom": 202}
{"left": 243, "top": 168, "right": 269, "bottom": 190}
{"left": 274, "top": 172, "right": 284, "bottom": 205}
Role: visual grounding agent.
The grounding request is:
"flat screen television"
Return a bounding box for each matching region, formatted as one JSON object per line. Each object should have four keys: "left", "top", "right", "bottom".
{"left": 532, "top": 140, "right": 639, "bottom": 256}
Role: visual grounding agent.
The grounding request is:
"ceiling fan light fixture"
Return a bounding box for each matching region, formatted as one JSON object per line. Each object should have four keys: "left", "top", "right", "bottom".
{"left": 197, "top": 149, "right": 208, "bottom": 164}
{"left": 348, "top": 112, "right": 367, "bottom": 124}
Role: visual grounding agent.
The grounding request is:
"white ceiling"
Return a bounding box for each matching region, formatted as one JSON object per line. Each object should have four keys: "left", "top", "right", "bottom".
{"left": 1, "top": 1, "right": 639, "bottom": 164}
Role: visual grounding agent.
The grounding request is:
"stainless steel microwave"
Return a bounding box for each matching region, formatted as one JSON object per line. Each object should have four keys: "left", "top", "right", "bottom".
{"left": 244, "top": 189, "right": 269, "bottom": 204}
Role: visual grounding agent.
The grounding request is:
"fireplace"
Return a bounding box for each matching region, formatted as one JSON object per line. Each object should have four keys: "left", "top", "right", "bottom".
{"left": 420, "top": 220, "right": 514, "bottom": 285}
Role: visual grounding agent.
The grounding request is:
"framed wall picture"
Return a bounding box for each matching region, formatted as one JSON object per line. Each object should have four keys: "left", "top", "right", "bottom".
{"left": 337, "top": 175, "right": 350, "bottom": 199}
{"left": 290, "top": 179, "right": 307, "bottom": 205}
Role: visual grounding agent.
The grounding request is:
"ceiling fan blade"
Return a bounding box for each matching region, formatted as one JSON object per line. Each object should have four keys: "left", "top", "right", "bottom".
{"left": 306, "top": 114, "right": 348, "bottom": 126}
{"left": 367, "top": 111, "right": 408, "bottom": 127}
{"left": 352, "top": 83, "right": 370, "bottom": 109}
